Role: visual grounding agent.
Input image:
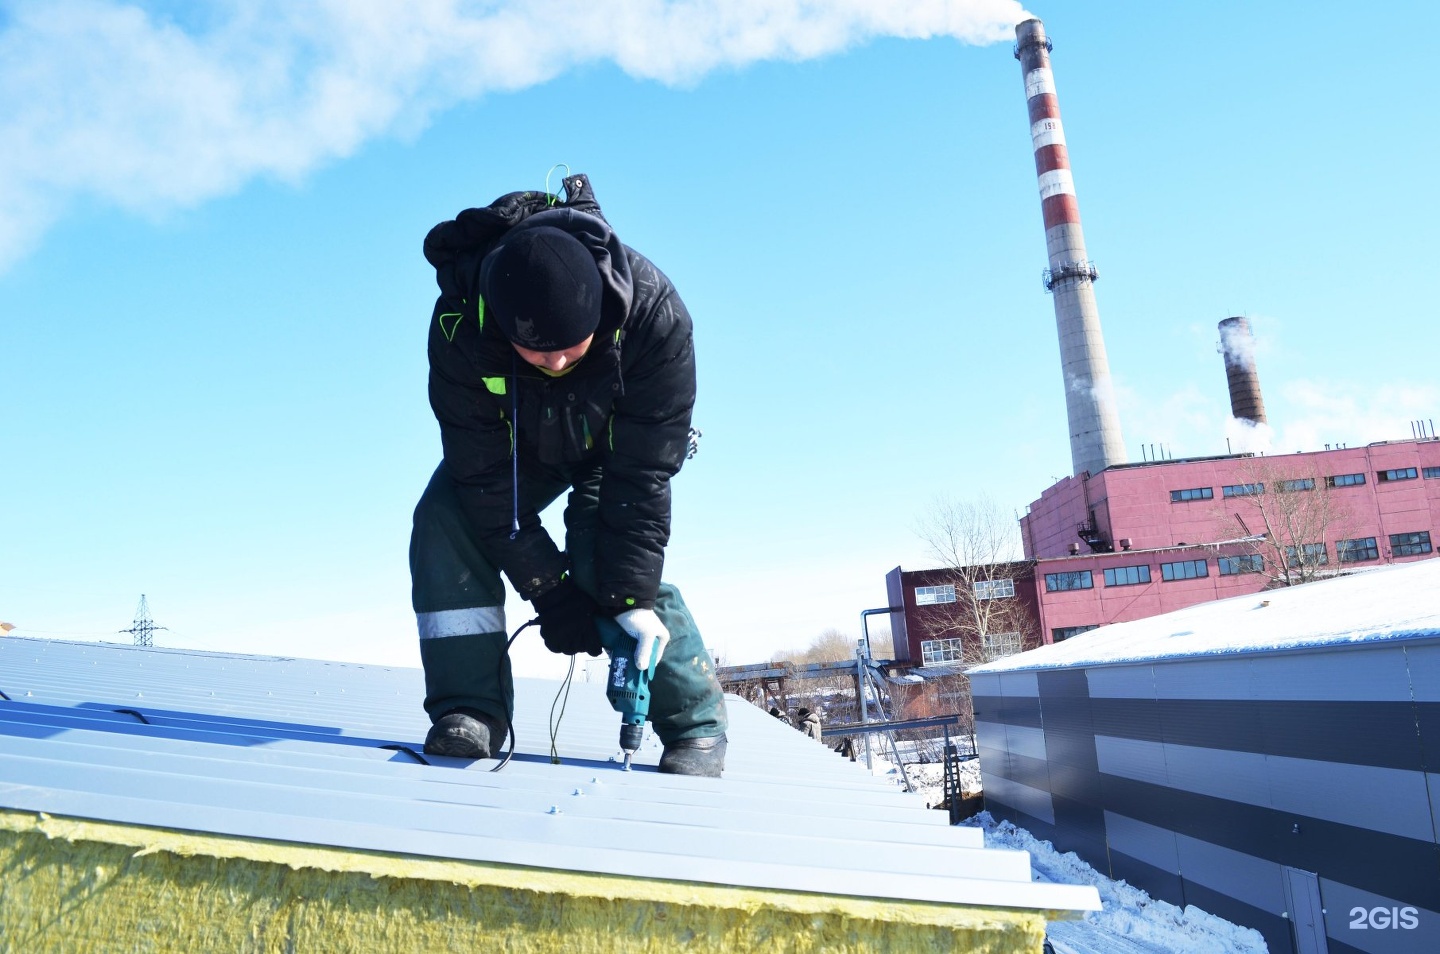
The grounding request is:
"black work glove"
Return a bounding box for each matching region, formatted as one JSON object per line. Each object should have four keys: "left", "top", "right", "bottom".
{"left": 532, "top": 575, "right": 602, "bottom": 657}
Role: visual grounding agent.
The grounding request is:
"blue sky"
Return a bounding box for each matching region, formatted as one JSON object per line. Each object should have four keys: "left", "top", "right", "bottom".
{"left": 2, "top": 1, "right": 1437, "bottom": 676}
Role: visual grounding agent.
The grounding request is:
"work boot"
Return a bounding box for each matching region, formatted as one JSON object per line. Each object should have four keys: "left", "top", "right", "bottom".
{"left": 423, "top": 708, "right": 507, "bottom": 759}
{"left": 658, "top": 734, "right": 727, "bottom": 777}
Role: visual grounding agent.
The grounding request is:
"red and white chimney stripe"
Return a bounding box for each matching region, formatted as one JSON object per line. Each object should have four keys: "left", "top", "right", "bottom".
{"left": 1023, "top": 57, "right": 1082, "bottom": 235}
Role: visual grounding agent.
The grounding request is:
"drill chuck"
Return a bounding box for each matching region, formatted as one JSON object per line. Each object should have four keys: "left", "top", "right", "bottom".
{"left": 618, "top": 722, "right": 644, "bottom": 753}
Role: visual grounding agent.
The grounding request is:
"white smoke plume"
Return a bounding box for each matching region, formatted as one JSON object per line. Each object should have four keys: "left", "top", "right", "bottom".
{"left": 0, "top": 0, "right": 1029, "bottom": 271}
{"left": 1217, "top": 319, "right": 1257, "bottom": 368}
{"left": 1225, "top": 416, "right": 1273, "bottom": 455}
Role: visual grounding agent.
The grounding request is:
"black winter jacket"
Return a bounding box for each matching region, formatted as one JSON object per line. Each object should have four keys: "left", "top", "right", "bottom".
{"left": 422, "top": 176, "right": 695, "bottom": 612}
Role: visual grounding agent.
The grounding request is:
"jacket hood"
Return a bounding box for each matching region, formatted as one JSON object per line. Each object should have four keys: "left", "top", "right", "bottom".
{"left": 424, "top": 176, "right": 634, "bottom": 345}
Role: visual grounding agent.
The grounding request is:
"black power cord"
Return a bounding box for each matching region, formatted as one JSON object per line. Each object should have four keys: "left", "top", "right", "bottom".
{"left": 489, "top": 616, "right": 540, "bottom": 772}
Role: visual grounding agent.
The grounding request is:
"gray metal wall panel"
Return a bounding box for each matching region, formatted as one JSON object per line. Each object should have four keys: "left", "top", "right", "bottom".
{"left": 1429, "top": 773, "right": 1440, "bottom": 845}
{"left": 969, "top": 672, "right": 1001, "bottom": 697}
{"left": 1085, "top": 664, "right": 1157, "bottom": 699}
{"left": 1151, "top": 657, "right": 1255, "bottom": 701}
{"left": 1318, "top": 878, "right": 1440, "bottom": 954}
{"left": 983, "top": 774, "right": 1055, "bottom": 826}
{"left": 1160, "top": 742, "right": 1271, "bottom": 810}
{"left": 1250, "top": 646, "right": 1414, "bottom": 702}
{"left": 1004, "top": 722, "right": 1049, "bottom": 763}
{"left": 1102, "top": 737, "right": 1437, "bottom": 843}
{"left": 1101, "top": 770, "right": 1440, "bottom": 913}
{"left": 1264, "top": 753, "right": 1437, "bottom": 844}
{"left": 1147, "top": 645, "right": 1413, "bottom": 702}
{"left": 1103, "top": 811, "right": 1180, "bottom": 875}
{"left": 1094, "top": 735, "right": 1170, "bottom": 788}
{"left": 1174, "top": 833, "right": 1287, "bottom": 915}
{"left": 999, "top": 671, "right": 1040, "bottom": 697}
{"left": 974, "top": 720, "right": 1008, "bottom": 771}
{"left": 1410, "top": 644, "right": 1440, "bottom": 703}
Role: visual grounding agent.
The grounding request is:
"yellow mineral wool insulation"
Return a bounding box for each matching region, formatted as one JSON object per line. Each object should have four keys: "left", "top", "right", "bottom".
{"left": 0, "top": 808, "right": 1063, "bottom": 953}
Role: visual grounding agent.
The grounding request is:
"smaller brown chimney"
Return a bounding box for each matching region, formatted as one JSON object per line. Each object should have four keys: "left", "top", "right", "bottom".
{"left": 1218, "top": 317, "right": 1267, "bottom": 426}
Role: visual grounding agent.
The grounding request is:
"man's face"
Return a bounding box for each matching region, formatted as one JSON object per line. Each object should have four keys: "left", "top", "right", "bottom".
{"left": 511, "top": 334, "right": 595, "bottom": 375}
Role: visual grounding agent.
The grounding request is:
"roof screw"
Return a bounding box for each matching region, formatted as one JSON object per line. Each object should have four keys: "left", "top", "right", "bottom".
{"left": 572, "top": 788, "right": 585, "bottom": 796}
{"left": 547, "top": 805, "right": 562, "bottom": 815}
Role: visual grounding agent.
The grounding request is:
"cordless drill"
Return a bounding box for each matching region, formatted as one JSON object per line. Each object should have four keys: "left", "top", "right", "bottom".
{"left": 595, "top": 614, "right": 654, "bottom": 770}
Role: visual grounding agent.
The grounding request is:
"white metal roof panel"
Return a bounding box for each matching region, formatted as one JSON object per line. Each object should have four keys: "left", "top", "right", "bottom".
{"left": 0, "top": 636, "right": 1099, "bottom": 912}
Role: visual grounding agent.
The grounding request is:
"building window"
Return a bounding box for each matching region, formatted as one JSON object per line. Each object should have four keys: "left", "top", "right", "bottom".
{"left": 1103, "top": 565, "right": 1151, "bottom": 587}
{"left": 1336, "top": 537, "right": 1379, "bottom": 563}
{"left": 1218, "top": 554, "right": 1265, "bottom": 575}
{"left": 981, "top": 631, "right": 1023, "bottom": 660}
{"left": 1424, "top": 467, "right": 1440, "bottom": 479}
{"left": 1391, "top": 531, "right": 1433, "bottom": 557}
{"left": 1327, "top": 473, "right": 1366, "bottom": 488}
{"left": 973, "top": 579, "right": 1016, "bottom": 600}
{"left": 1276, "top": 478, "right": 1315, "bottom": 492}
{"left": 1044, "top": 570, "right": 1093, "bottom": 592}
{"left": 915, "top": 585, "right": 956, "bottom": 606}
{"left": 1222, "top": 483, "right": 1264, "bottom": 497}
{"left": 1170, "top": 487, "right": 1213, "bottom": 502}
{"left": 1285, "top": 543, "right": 1329, "bottom": 568}
{"left": 1378, "top": 467, "right": 1419, "bottom": 482}
{"left": 1160, "top": 559, "right": 1208, "bottom": 581}
{"left": 1052, "top": 625, "right": 1097, "bottom": 642}
{"left": 920, "top": 637, "right": 965, "bottom": 666}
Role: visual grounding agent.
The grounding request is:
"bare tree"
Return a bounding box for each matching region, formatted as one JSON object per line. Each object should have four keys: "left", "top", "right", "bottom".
{"left": 1217, "top": 457, "right": 1355, "bottom": 586}
{"left": 914, "top": 495, "right": 1038, "bottom": 663}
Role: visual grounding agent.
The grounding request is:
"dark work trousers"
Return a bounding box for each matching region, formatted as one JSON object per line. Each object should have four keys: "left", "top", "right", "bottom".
{"left": 409, "top": 461, "right": 728, "bottom": 745}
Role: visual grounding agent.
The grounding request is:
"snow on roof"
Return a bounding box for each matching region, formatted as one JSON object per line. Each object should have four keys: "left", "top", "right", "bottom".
{"left": 0, "top": 635, "right": 1099, "bottom": 913}
{"left": 969, "top": 558, "right": 1440, "bottom": 675}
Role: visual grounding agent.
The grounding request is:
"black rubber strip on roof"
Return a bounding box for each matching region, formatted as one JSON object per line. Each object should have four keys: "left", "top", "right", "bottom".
{"left": 381, "top": 744, "right": 431, "bottom": 766}
{"left": 113, "top": 708, "right": 151, "bottom": 724}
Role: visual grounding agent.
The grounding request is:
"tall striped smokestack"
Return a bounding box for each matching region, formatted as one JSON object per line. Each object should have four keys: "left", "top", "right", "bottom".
{"left": 1015, "top": 18, "right": 1126, "bottom": 477}
{"left": 1218, "top": 316, "right": 1267, "bottom": 425}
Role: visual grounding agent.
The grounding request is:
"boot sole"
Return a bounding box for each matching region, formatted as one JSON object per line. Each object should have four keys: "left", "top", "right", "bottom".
{"left": 423, "top": 734, "right": 491, "bottom": 760}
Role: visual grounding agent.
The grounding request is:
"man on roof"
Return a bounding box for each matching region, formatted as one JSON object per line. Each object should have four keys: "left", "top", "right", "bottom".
{"left": 410, "top": 174, "right": 728, "bottom": 776}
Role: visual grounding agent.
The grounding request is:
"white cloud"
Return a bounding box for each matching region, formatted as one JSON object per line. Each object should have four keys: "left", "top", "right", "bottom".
{"left": 0, "top": 0, "right": 1028, "bottom": 269}
{"left": 1269, "top": 379, "right": 1440, "bottom": 454}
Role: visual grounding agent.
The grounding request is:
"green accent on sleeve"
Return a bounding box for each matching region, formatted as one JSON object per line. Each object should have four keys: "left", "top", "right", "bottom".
{"left": 438, "top": 313, "right": 463, "bottom": 342}
{"left": 581, "top": 416, "right": 592, "bottom": 450}
{"left": 608, "top": 417, "right": 615, "bottom": 452}
{"left": 624, "top": 597, "right": 635, "bottom": 607}
{"left": 482, "top": 377, "right": 507, "bottom": 396}
{"left": 477, "top": 297, "right": 485, "bottom": 332}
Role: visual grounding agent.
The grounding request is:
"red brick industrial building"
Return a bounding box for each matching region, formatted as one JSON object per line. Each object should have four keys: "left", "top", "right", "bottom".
{"left": 887, "top": 439, "right": 1440, "bottom": 666}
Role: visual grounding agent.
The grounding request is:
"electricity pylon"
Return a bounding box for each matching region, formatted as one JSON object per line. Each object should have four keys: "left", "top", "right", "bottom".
{"left": 120, "top": 594, "right": 167, "bottom": 647}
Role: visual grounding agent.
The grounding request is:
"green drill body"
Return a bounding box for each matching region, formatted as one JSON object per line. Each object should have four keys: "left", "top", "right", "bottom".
{"left": 595, "top": 615, "right": 653, "bottom": 769}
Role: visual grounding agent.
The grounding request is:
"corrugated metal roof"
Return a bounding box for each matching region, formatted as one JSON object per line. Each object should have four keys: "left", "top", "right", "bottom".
{"left": 971, "top": 558, "right": 1440, "bottom": 674}
{"left": 0, "top": 636, "right": 1098, "bottom": 912}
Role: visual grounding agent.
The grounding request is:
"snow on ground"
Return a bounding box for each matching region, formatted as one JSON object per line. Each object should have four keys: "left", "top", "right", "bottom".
{"left": 820, "top": 739, "right": 1266, "bottom": 950}
{"left": 890, "top": 758, "right": 982, "bottom": 808}
{"left": 963, "top": 813, "right": 1269, "bottom": 954}
{"left": 860, "top": 748, "right": 1268, "bottom": 951}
